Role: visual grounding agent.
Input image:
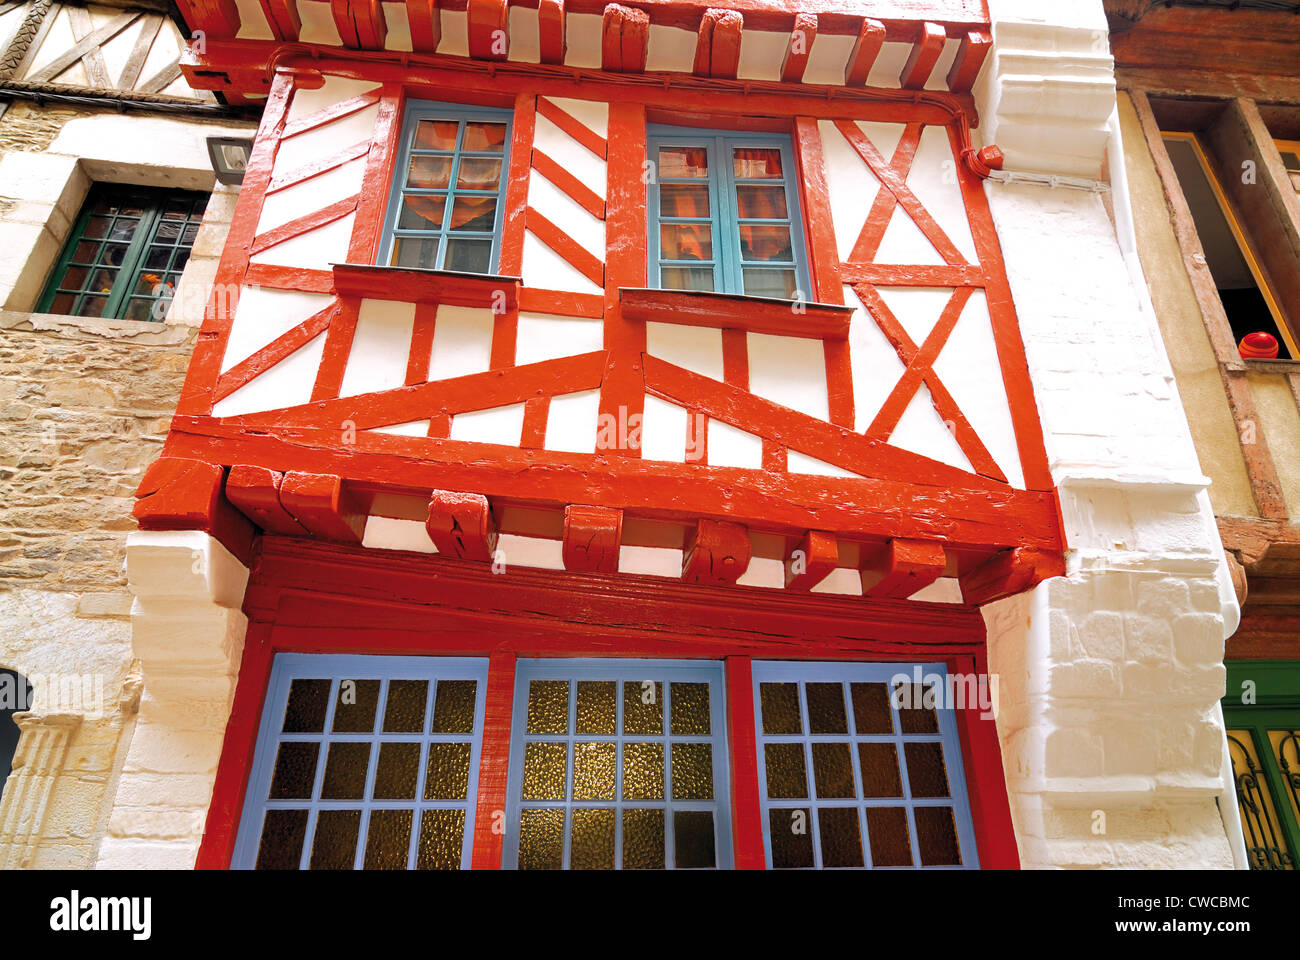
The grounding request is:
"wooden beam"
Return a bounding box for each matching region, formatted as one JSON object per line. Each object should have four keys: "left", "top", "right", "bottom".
{"left": 945, "top": 28, "right": 989, "bottom": 93}
{"left": 780, "top": 12, "right": 816, "bottom": 84}
{"left": 279, "top": 472, "right": 366, "bottom": 544}
{"left": 784, "top": 529, "right": 837, "bottom": 591}
{"left": 405, "top": 0, "right": 441, "bottom": 52}
{"left": 862, "top": 539, "right": 945, "bottom": 598}
{"left": 601, "top": 3, "right": 649, "bottom": 73}
{"left": 225, "top": 464, "right": 308, "bottom": 535}
{"left": 467, "top": 0, "right": 509, "bottom": 60}
{"left": 426, "top": 489, "right": 498, "bottom": 561}
{"left": 844, "top": 17, "right": 886, "bottom": 86}
{"left": 538, "top": 0, "right": 566, "bottom": 64}
{"left": 693, "top": 7, "right": 742, "bottom": 80}
{"left": 260, "top": 0, "right": 301, "bottom": 40}
{"left": 683, "top": 518, "right": 751, "bottom": 584}
{"left": 959, "top": 546, "right": 1063, "bottom": 606}
{"left": 899, "top": 21, "right": 946, "bottom": 89}
{"left": 132, "top": 456, "right": 255, "bottom": 564}
{"left": 562, "top": 504, "right": 623, "bottom": 573}
{"left": 331, "top": 0, "right": 387, "bottom": 49}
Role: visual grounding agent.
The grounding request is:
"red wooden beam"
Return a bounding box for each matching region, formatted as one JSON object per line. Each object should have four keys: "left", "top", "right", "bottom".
{"left": 960, "top": 546, "right": 1064, "bottom": 606}
{"left": 538, "top": 0, "right": 566, "bottom": 64}
{"left": 259, "top": 0, "right": 301, "bottom": 40}
{"left": 562, "top": 504, "right": 622, "bottom": 573}
{"left": 693, "top": 7, "right": 743, "bottom": 79}
{"left": 533, "top": 148, "right": 606, "bottom": 220}
{"left": 534, "top": 96, "right": 607, "bottom": 159}
{"left": 470, "top": 650, "right": 515, "bottom": 869}
{"left": 861, "top": 538, "right": 945, "bottom": 598}
{"left": 619, "top": 287, "right": 851, "bottom": 339}
{"left": 405, "top": 0, "right": 441, "bottom": 52}
{"left": 526, "top": 206, "right": 605, "bottom": 288}
{"left": 602, "top": 3, "right": 649, "bottom": 73}
{"left": 178, "top": 0, "right": 241, "bottom": 37}
{"left": 945, "top": 28, "right": 990, "bottom": 93}
{"left": 467, "top": 0, "right": 509, "bottom": 59}
{"left": 279, "top": 471, "right": 366, "bottom": 543}
{"left": 784, "top": 529, "right": 838, "bottom": 591}
{"left": 900, "top": 21, "right": 946, "bottom": 89}
{"left": 426, "top": 490, "right": 498, "bottom": 561}
{"left": 331, "top": 0, "right": 387, "bottom": 49}
{"left": 132, "top": 457, "right": 255, "bottom": 564}
{"left": 780, "top": 12, "right": 817, "bottom": 83}
{"left": 844, "top": 17, "right": 886, "bottom": 86}
{"left": 682, "top": 518, "right": 751, "bottom": 584}
{"left": 725, "top": 656, "right": 765, "bottom": 869}
{"left": 225, "top": 464, "right": 309, "bottom": 535}
{"left": 332, "top": 262, "right": 520, "bottom": 309}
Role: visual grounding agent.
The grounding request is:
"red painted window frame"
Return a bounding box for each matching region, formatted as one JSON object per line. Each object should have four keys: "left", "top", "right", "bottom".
{"left": 196, "top": 537, "right": 1019, "bottom": 870}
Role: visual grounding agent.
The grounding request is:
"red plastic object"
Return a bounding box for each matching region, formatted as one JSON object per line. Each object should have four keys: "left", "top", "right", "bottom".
{"left": 1240, "top": 331, "right": 1280, "bottom": 359}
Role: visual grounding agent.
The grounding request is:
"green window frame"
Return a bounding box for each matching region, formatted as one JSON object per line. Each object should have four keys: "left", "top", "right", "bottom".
{"left": 1223, "top": 660, "right": 1300, "bottom": 870}
{"left": 38, "top": 183, "right": 208, "bottom": 322}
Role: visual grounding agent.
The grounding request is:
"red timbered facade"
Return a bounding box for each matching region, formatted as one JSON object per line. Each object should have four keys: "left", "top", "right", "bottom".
{"left": 134, "top": 0, "right": 1065, "bottom": 870}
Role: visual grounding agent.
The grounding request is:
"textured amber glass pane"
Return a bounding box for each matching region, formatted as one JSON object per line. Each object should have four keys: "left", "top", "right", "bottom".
{"left": 858, "top": 741, "right": 903, "bottom": 798}
{"left": 413, "top": 119, "right": 459, "bottom": 150}
{"left": 518, "top": 808, "right": 564, "bottom": 870}
{"left": 255, "top": 809, "right": 308, "bottom": 869}
{"left": 382, "top": 680, "right": 428, "bottom": 733}
{"left": 321, "top": 741, "right": 371, "bottom": 800}
{"left": 417, "top": 809, "right": 466, "bottom": 870}
{"left": 806, "top": 682, "right": 848, "bottom": 734}
{"left": 310, "top": 809, "right": 360, "bottom": 869}
{"left": 623, "top": 681, "right": 663, "bottom": 735}
{"left": 760, "top": 683, "right": 802, "bottom": 734}
{"left": 431, "top": 680, "right": 477, "bottom": 734}
{"left": 671, "top": 742, "right": 713, "bottom": 800}
{"left": 818, "top": 807, "right": 865, "bottom": 868}
{"left": 373, "top": 742, "right": 420, "bottom": 799}
{"left": 282, "top": 679, "right": 330, "bottom": 732}
{"left": 670, "top": 682, "right": 710, "bottom": 735}
{"left": 894, "top": 683, "right": 940, "bottom": 733}
{"left": 424, "top": 742, "right": 472, "bottom": 800}
{"left": 526, "top": 680, "right": 569, "bottom": 734}
{"left": 866, "top": 806, "right": 913, "bottom": 867}
{"left": 915, "top": 806, "right": 962, "bottom": 866}
{"left": 573, "top": 742, "right": 616, "bottom": 801}
{"left": 364, "top": 809, "right": 413, "bottom": 870}
{"left": 811, "top": 742, "right": 855, "bottom": 799}
{"left": 659, "top": 146, "right": 708, "bottom": 178}
{"left": 768, "top": 807, "right": 813, "bottom": 868}
{"left": 851, "top": 682, "right": 894, "bottom": 734}
{"left": 571, "top": 808, "right": 615, "bottom": 870}
{"left": 622, "top": 808, "right": 665, "bottom": 869}
{"left": 522, "top": 742, "right": 568, "bottom": 800}
{"left": 764, "top": 742, "right": 808, "bottom": 799}
{"left": 674, "top": 810, "right": 716, "bottom": 869}
{"left": 575, "top": 681, "right": 616, "bottom": 735}
{"left": 269, "top": 741, "right": 319, "bottom": 799}
{"left": 332, "top": 679, "right": 380, "bottom": 733}
{"left": 905, "top": 741, "right": 951, "bottom": 798}
{"left": 623, "top": 742, "right": 665, "bottom": 800}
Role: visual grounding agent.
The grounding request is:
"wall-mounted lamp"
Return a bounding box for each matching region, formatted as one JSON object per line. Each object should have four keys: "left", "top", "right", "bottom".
{"left": 206, "top": 137, "right": 254, "bottom": 186}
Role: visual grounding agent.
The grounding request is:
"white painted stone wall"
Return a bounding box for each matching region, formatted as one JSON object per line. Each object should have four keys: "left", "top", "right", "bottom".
{"left": 976, "top": 0, "right": 1242, "bottom": 868}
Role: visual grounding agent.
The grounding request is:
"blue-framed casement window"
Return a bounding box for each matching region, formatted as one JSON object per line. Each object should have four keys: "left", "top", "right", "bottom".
{"left": 752, "top": 661, "right": 979, "bottom": 869}
{"left": 233, "top": 654, "right": 489, "bottom": 870}
{"left": 379, "top": 100, "right": 513, "bottom": 274}
{"left": 647, "top": 126, "right": 811, "bottom": 300}
{"left": 505, "top": 659, "right": 732, "bottom": 869}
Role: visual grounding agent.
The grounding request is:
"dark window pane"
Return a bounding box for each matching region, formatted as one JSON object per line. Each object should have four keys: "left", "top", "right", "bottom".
{"left": 309, "top": 809, "right": 360, "bottom": 869}
{"left": 79, "top": 296, "right": 108, "bottom": 317}
{"left": 255, "top": 809, "right": 308, "bottom": 870}
{"left": 372, "top": 741, "right": 420, "bottom": 799}
{"left": 894, "top": 682, "right": 940, "bottom": 734}
{"left": 764, "top": 742, "right": 808, "bottom": 799}
{"left": 915, "top": 806, "right": 962, "bottom": 866}
{"left": 392, "top": 236, "right": 439, "bottom": 269}
{"left": 320, "top": 741, "right": 371, "bottom": 799}
{"left": 363, "top": 809, "right": 413, "bottom": 870}
{"left": 331, "top": 679, "right": 380, "bottom": 732}
{"left": 268, "top": 742, "right": 319, "bottom": 799}
{"left": 858, "top": 741, "right": 904, "bottom": 798}
{"left": 670, "top": 682, "right": 710, "bottom": 736}
{"left": 759, "top": 682, "right": 801, "bottom": 734}
{"left": 806, "top": 682, "right": 848, "bottom": 734}
{"left": 72, "top": 239, "right": 101, "bottom": 262}
{"left": 417, "top": 809, "right": 466, "bottom": 869}
{"left": 449, "top": 196, "right": 496, "bottom": 232}
{"left": 144, "top": 246, "right": 173, "bottom": 270}
{"left": 811, "top": 742, "right": 855, "bottom": 799}
{"left": 382, "top": 679, "right": 428, "bottom": 733}
{"left": 154, "top": 220, "right": 182, "bottom": 241}
{"left": 444, "top": 237, "right": 492, "bottom": 272}
{"left": 851, "top": 682, "right": 894, "bottom": 734}
{"left": 61, "top": 266, "right": 88, "bottom": 289}
{"left": 819, "top": 807, "right": 864, "bottom": 867}
{"left": 430, "top": 679, "right": 477, "bottom": 734}
{"left": 738, "top": 223, "right": 793, "bottom": 262}
{"left": 49, "top": 293, "right": 76, "bottom": 314}
{"left": 865, "top": 806, "right": 913, "bottom": 867}
{"left": 674, "top": 810, "right": 716, "bottom": 868}
{"left": 904, "top": 741, "right": 951, "bottom": 798}
{"left": 83, "top": 217, "right": 110, "bottom": 240}
{"left": 768, "top": 807, "right": 813, "bottom": 868}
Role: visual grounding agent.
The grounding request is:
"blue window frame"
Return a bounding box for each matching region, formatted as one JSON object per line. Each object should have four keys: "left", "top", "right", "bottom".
{"left": 647, "top": 126, "right": 812, "bottom": 300}
{"left": 233, "top": 653, "right": 489, "bottom": 870}
{"left": 379, "top": 100, "right": 513, "bottom": 274}
{"left": 752, "top": 661, "right": 979, "bottom": 869}
{"left": 505, "top": 658, "right": 732, "bottom": 869}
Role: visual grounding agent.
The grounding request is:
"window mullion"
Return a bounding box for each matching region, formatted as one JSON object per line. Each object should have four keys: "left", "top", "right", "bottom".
{"left": 108, "top": 198, "right": 158, "bottom": 319}
{"left": 714, "top": 135, "right": 740, "bottom": 295}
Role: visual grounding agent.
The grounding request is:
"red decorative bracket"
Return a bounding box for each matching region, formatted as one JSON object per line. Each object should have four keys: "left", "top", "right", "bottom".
{"left": 562, "top": 504, "right": 623, "bottom": 573}
{"left": 427, "top": 490, "right": 498, "bottom": 561}
{"left": 225, "top": 464, "right": 309, "bottom": 536}
{"left": 683, "top": 518, "right": 751, "bottom": 585}
{"left": 960, "top": 547, "right": 1064, "bottom": 606}
{"left": 331, "top": 0, "right": 387, "bottom": 49}
{"left": 133, "top": 457, "right": 254, "bottom": 563}
{"left": 405, "top": 0, "right": 441, "bottom": 52}
{"left": 693, "top": 8, "right": 742, "bottom": 79}
{"left": 784, "top": 530, "right": 838, "bottom": 591}
{"left": 467, "top": 0, "right": 509, "bottom": 60}
{"left": 279, "top": 472, "right": 366, "bottom": 544}
{"left": 861, "top": 539, "right": 945, "bottom": 598}
{"left": 539, "top": 0, "right": 567, "bottom": 63}
{"left": 844, "top": 17, "right": 886, "bottom": 86}
{"left": 602, "top": 3, "right": 649, "bottom": 73}
{"left": 780, "top": 12, "right": 817, "bottom": 83}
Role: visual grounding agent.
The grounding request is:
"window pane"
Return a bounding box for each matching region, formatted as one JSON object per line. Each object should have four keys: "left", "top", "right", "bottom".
{"left": 819, "top": 807, "right": 865, "bottom": 868}
{"left": 255, "top": 810, "right": 308, "bottom": 870}
{"left": 660, "top": 183, "right": 710, "bottom": 218}
{"left": 49, "top": 293, "right": 76, "bottom": 314}
{"left": 80, "top": 296, "right": 108, "bottom": 317}
{"left": 364, "top": 810, "right": 413, "bottom": 870}
{"left": 734, "top": 147, "right": 784, "bottom": 179}
{"left": 660, "top": 222, "right": 712, "bottom": 261}
{"left": 414, "top": 119, "right": 459, "bottom": 150}
{"left": 660, "top": 266, "right": 714, "bottom": 292}
{"left": 457, "top": 157, "right": 502, "bottom": 190}
{"left": 407, "top": 155, "right": 453, "bottom": 189}
{"left": 417, "top": 809, "right": 465, "bottom": 870}
{"left": 518, "top": 808, "right": 564, "bottom": 870}
{"left": 154, "top": 219, "right": 182, "bottom": 241}
{"left": 742, "top": 267, "right": 797, "bottom": 299}
{"left": 60, "top": 265, "right": 89, "bottom": 290}
{"left": 865, "top": 807, "right": 913, "bottom": 867}
{"left": 915, "top": 806, "right": 962, "bottom": 866}
{"left": 444, "top": 238, "right": 492, "bottom": 273}
{"left": 332, "top": 679, "right": 380, "bottom": 732}
{"left": 398, "top": 195, "right": 447, "bottom": 231}
{"left": 373, "top": 742, "right": 420, "bottom": 799}
{"left": 622, "top": 809, "right": 665, "bottom": 869}
{"left": 269, "top": 742, "right": 319, "bottom": 799}
{"left": 463, "top": 121, "right": 507, "bottom": 152}
{"left": 571, "top": 809, "right": 615, "bottom": 870}
{"left": 123, "top": 298, "right": 158, "bottom": 323}
{"left": 674, "top": 811, "right": 716, "bottom": 869}
{"left": 659, "top": 146, "right": 708, "bottom": 178}
{"left": 430, "top": 680, "right": 478, "bottom": 734}
{"left": 383, "top": 679, "right": 429, "bottom": 733}
{"left": 72, "top": 240, "right": 102, "bottom": 262}
{"left": 738, "top": 224, "right": 793, "bottom": 262}
{"left": 576, "top": 681, "right": 616, "bottom": 735}
{"left": 769, "top": 807, "right": 813, "bottom": 868}
{"left": 737, "top": 184, "right": 788, "bottom": 219}
{"left": 424, "top": 742, "right": 472, "bottom": 799}
{"left": 83, "top": 217, "right": 110, "bottom": 240}
{"left": 310, "top": 810, "right": 361, "bottom": 869}
{"left": 392, "top": 237, "right": 439, "bottom": 269}
{"left": 108, "top": 219, "right": 139, "bottom": 241}
{"left": 449, "top": 196, "right": 497, "bottom": 232}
